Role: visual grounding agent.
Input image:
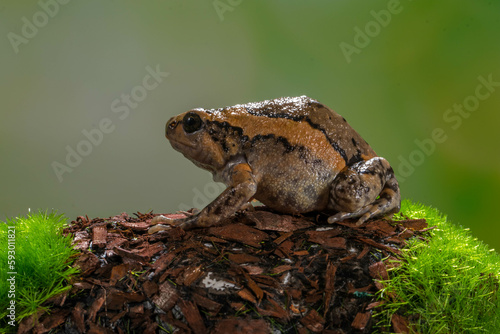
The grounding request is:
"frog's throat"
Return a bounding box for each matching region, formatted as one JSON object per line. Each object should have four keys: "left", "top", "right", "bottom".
{"left": 169, "top": 138, "right": 219, "bottom": 169}
{"left": 168, "top": 138, "right": 197, "bottom": 152}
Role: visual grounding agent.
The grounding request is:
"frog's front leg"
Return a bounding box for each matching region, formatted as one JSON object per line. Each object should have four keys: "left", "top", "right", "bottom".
{"left": 327, "top": 157, "right": 401, "bottom": 226}
{"left": 148, "top": 163, "right": 257, "bottom": 233}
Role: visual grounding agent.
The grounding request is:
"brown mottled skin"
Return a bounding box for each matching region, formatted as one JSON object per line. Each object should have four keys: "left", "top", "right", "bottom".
{"left": 149, "top": 96, "right": 400, "bottom": 232}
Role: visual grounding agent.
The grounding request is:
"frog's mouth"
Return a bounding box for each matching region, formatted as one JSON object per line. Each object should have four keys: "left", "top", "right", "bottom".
{"left": 168, "top": 138, "right": 207, "bottom": 162}
{"left": 168, "top": 138, "right": 197, "bottom": 155}
{"left": 168, "top": 138, "right": 218, "bottom": 172}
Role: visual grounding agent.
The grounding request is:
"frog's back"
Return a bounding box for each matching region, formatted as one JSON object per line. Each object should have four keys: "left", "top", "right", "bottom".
{"left": 299, "top": 96, "right": 378, "bottom": 166}
{"left": 212, "top": 95, "right": 377, "bottom": 168}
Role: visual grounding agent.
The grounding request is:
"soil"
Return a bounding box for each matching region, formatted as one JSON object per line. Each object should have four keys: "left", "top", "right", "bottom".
{"left": 18, "top": 207, "right": 428, "bottom": 334}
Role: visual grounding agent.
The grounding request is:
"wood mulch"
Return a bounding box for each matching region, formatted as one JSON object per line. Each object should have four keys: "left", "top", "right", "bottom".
{"left": 18, "top": 207, "right": 428, "bottom": 334}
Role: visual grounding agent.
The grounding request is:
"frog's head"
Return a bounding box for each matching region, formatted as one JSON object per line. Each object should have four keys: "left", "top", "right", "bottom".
{"left": 165, "top": 109, "right": 226, "bottom": 172}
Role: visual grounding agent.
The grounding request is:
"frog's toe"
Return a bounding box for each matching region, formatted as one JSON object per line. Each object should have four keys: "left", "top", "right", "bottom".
{"left": 151, "top": 215, "right": 174, "bottom": 225}
{"left": 149, "top": 214, "right": 199, "bottom": 232}
{"left": 328, "top": 206, "right": 394, "bottom": 227}
{"left": 148, "top": 224, "right": 173, "bottom": 234}
{"left": 328, "top": 211, "right": 362, "bottom": 224}
{"left": 327, "top": 206, "right": 372, "bottom": 225}
{"left": 149, "top": 215, "right": 179, "bottom": 234}
{"left": 355, "top": 213, "right": 370, "bottom": 226}
{"left": 327, "top": 213, "right": 342, "bottom": 224}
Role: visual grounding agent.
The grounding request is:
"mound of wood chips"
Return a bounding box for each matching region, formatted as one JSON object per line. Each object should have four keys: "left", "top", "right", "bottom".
{"left": 18, "top": 207, "right": 429, "bottom": 334}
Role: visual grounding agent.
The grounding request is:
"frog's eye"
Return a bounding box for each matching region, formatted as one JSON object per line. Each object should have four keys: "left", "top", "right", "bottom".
{"left": 182, "top": 112, "right": 203, "bottom": 133}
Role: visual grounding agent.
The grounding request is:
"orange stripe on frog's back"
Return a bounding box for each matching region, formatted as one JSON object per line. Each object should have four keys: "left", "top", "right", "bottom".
{"left": 220, "top": 112, "right": 347, "bottom": 170}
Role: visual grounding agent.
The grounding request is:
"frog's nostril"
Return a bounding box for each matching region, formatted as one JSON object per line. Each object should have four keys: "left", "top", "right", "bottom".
{"left": 168, "top": 120, "right": 178, "bottom": 129}
{"left": 166, "top": 120, "right": 178, "bottom": 138}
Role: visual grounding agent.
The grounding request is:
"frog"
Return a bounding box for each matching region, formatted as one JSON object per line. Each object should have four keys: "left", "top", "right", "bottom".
{"left": 149, "top": 96, "right": 400, "bottom": 233}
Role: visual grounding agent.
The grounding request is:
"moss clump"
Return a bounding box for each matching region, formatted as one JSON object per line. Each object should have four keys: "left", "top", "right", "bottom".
{"left": 375, "top": 200, "right": 500, "bottom": 333}
{"left": 0, "top": 211, "right": 79, "bottom": 331}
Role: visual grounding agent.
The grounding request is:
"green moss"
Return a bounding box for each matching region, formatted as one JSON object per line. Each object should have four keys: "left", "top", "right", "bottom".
{"left": 0, "top": 211, "right": 79, "bottom": 331}
{"left": 375, "top": 200, "right": 500, "bottom": 333}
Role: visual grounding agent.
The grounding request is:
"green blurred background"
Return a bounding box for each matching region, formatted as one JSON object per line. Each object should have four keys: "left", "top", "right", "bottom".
{"left": 1, "top": 1, "right": 499, "bottom": 250}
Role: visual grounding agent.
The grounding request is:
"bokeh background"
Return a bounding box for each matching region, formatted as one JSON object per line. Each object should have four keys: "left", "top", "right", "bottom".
{"left": 1, "top": 1, "right": 499, "bottom": 250}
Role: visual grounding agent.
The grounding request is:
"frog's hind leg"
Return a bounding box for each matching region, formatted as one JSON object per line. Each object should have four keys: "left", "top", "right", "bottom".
{"left": 332, "top": 174, "right": 401, "bottom": 226}
{"left": 327, "top": 157, "right": 401, "bottom": 226}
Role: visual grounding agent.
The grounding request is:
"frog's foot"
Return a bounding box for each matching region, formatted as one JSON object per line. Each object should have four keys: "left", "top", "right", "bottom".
{"left": 148, "top": 223, "right": 173, "bottom": 234}
{"left": 328, "top": 157, "right": 401, "bottom": 226}
{"left": 327, "top": 207, "right": 371, "bottom": 226}
{"left": 148, "top": 215, "right": 188, "bottom": 234}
